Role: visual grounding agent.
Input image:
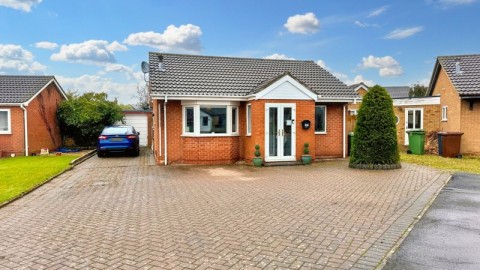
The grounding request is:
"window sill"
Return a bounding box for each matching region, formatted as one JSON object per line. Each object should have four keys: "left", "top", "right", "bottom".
{"left": 246, "top": 134, "right": 251, "bottom": 137}
{"left": 441, "top": 119, "right": 448, "bottom": 122}
{"left": 181, "top": 133, "right": 240, "bottom": 137}
{"left": 0, "top": 132, "right": 12, "bottom": 135}
{"left": 315, "top": 132, "right": 327, "bottom": 135}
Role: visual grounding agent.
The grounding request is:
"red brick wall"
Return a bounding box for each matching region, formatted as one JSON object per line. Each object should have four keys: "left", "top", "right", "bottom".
{"left": 153, "top": 100, "right": 241, "bottom": 165}
{"left": 315, "top": 103, "right": 345, "bottom": 158}
{"left": 26, "top": 82, "right": 64, "bottom": 154}
{"left": 243, "top": 100, "right": 316, "bottom": 163}
{"left": 0, "top": 106, "right": 25, "bottom": 157}
{"left": 152, "top": 99, "right": 346, "bottom": 164}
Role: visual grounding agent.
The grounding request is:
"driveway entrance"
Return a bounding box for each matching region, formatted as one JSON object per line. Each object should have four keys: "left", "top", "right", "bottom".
{"left": 0, "top": 151, "right": 449, "bottom": 269}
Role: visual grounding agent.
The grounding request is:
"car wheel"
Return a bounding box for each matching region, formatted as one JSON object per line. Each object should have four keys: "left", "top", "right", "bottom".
{"left": 134, "top": 148, "right": 140, "bottom": 157}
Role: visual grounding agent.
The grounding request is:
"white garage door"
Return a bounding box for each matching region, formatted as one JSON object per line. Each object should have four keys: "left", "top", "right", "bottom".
{"left": 121, "top": 114, "right": 149, "bottom": 146}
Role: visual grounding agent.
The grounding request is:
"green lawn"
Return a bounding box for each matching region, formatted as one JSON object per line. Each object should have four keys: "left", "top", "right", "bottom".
{"left": 0, "top": 155, "right": 79, "bottom": 204}
{"left": 401, "top": 153, "right": 480, "bottom": 174}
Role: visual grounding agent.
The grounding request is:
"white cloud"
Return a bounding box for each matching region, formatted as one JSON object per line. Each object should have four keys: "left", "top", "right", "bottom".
{"left": 124, "top": 24, "right": 202, "bottom": 54}
{"left": 384, "top": 26, "right": 424, "bottom": 39}
{"left": 284, "top": 12, "right": 320, "bottom": 34}
{"left": 51, "top": 40, "right": 126, "bottom": 65}
{"left": 0, "top": 0, "right": 41, "bottom": 12}
{"left": 56, "top": 74, "right": 144, "bottom": 104}
{"left": 102, "top": 63, "right": 144, "bottom": 81}
{"left": 345, "top": 75, "right": 375, "bottom": 87}
{"left": 0, "top": 44, "right": 46, "bottom": 73}
{"left": 429, "top": 0, "right": 477, "bottom": 8}
{"left": 360, "top": 55, "right": 404, "bottom": 77}
{"left": 368, "top": 6, "right": 388, "bottom": 17}
{"left": 354, "top": 20, "right": 380, "bottom": 28}
{"left": 35, "top": 41, "right": 58, "bottom": 50}
{"left": 263, "top": 53, "right": 295, "bottom": 60}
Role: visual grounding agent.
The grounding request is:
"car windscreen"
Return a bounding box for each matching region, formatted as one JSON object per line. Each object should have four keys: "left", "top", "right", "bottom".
{"left": 102, "top": 127, "right": 130, "bottom": 135}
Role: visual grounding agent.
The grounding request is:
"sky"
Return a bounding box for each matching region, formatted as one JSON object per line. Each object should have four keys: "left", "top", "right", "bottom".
{"left": 1, "top": 0, "right": 479, "bottom": 105}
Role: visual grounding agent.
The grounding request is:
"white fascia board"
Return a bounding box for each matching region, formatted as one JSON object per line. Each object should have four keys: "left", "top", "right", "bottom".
{"left": 255, "top": 74, "right": 317, "bottom": 101}
{"left": 24, "top": 78, "right": 68, "bottom": 106}
{"left": 181, "top": 100, "right": 240, "bottom": 106}
{"left": 0, "top": 103, "right": 22, "bottom": 106}
{"left": 393, "top": 97, "right": 440, "bottom": 106}
{"left": 316, "top": 97, "right": 355, "bottom": 103}
{"left": 151, "top": 94, "right": 247, "bottom": 101}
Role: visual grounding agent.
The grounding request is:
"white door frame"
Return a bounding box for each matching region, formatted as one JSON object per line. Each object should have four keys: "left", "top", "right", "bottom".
{"left": 265, "top": 103, "right": 296, "bottom": 162}
{"left": 404, "top": 108, "right": 423, "bottom": 145}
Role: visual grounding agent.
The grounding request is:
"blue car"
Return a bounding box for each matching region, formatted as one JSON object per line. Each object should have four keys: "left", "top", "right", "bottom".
{"left": 97, "top": 125, "right": 140, "bottom": 157}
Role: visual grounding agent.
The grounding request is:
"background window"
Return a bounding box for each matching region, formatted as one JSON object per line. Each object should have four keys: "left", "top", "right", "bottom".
{"left": 442, "top": 106, "right": 448, "bottom": 121}
{"left": 185, "top": 107, "right": 194, "bottom": 133}
{"left": 246, "top": 104, "right": 251, "bottom": 135}
{"left": 200, "top": 106, "right": 226, "bottom": 134}
{"left": 0, "top": 110, "right": 10, "bottom": 133}
{"left": 315, "top": 106, "right": 326, "bottom": 133}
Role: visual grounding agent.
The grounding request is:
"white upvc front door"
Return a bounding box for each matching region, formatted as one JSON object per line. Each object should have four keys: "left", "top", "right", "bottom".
{"left": 405, "top": 108, "right": 423, "bottom": 145}
{"left": 265, "top": 103, "right": 296, "bottom": 162}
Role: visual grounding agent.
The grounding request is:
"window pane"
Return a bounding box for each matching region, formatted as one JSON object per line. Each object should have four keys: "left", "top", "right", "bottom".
{"left": 415, "top": 110, "right": 421, "bottom": 129}
{"left": 200, "top": 106, "right": 226, "bottom": 134}
{"left": 269, "top": 107, "right": 278, "bottom": 156}
{"left": 0, "top": 111, "right": 8, "bottom": 131}
{"left": 232, "top": 107, "right": 237, "bottom": 133}
{"left": 185, "top": 107, "right": 194, "bottom": 133}
{"left": 247, "top": 105, "right": 251, "bottom": 134}
{"left": 407, "top": 111, "right": 414, "bottom": 129}
{"left": 315, "top": 106, "right": 326, "bottom": 132}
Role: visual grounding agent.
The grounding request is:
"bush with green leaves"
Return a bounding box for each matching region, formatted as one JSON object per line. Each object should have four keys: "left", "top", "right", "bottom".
{"left": 254, "top": 145, "right": 261, "bottom": 157}
{"left": 57, "top": 92, "right": 124, "bottom": 147}
{"left": 350, "top": 85, "right": 399, "bottom": 166}
{"left": 303, "top": 143, "right": 310, "bottom": 155}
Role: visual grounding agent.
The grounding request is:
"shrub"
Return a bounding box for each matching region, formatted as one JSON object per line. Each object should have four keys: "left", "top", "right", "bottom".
{"left": 303, "top": 143, "right": 310, "bottom": 155}
{"left": 57, "top": 92, "right": 124, "bottom": 147}
{"left": 254, "top": 145, "right": 261, "bottom": 157}
{"left": 350, "top": 85, "right": 400, "bottom": 165}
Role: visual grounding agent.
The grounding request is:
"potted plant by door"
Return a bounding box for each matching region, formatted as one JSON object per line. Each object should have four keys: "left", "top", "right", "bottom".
{"left": 302, "top": 143, "right": 312, "bottom": 165}
{"left": 253, "top": 144, "right": 263, "bottom": 167}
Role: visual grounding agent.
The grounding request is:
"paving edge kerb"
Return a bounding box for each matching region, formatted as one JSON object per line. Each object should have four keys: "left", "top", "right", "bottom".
{"left": 0, "top": 149, "right": 97, "bottom": 209}
{"left": 351, "top": 172, "right": 452, "bottom": 270}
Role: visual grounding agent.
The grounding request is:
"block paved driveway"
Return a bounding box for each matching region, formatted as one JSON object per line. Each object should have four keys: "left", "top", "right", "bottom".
{"left": 0, "top": 150, "right": 449, "bottom": 269}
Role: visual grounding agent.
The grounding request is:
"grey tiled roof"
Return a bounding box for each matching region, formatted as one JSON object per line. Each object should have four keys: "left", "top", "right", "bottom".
{"left": 149, "top": 53, "right": 358, "bottom": 99}
{"left": 384, "top": 86, "right": 410, "bottom": 99}
{"left": 0, "top": 75, "right": 55, "bottom": 103}
{"left": 437, "top": 54, "right": 480, "bottom": 96}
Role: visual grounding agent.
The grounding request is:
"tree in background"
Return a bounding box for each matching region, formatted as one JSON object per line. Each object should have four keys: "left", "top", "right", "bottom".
{"left": 350, "top": 85, "right": 400, "bottom": 169}
{"left": 57, "top": 92, "right": 124, "bottom": 147}
{"left": 135, "top": 84, "right": 150, "bottom": 110}
{"left": 409, "top": 84, "right": 428, "bottom": 98}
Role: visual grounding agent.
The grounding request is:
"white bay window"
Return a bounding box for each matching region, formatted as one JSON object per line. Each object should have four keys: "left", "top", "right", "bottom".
{"left": 182, "top": 101, "right": 239, "bottom": 136}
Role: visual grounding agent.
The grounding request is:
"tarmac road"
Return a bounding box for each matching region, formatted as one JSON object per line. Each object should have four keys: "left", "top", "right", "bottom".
{"left": 384, "top": 172, "right": 480, "bottom": 270}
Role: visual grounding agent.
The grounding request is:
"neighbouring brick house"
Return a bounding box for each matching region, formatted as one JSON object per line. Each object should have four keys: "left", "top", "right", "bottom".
{"left": 0, "top": 76, "right": 67, "bottom": 157}
{"left": 347, "top": 83, "right": 440, "bottom": 149}
{"left": 428, "top": 54, "right": 480, "bottom": 154}
{"left": 148, "top": 53, "right": 359, "bottom": 165}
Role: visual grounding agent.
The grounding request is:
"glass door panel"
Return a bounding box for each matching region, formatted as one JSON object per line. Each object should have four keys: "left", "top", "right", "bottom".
{"left": 283, "top": 107, "right": 292, "bottom": 157}
{"left": 269, "top": 107, "right": 278, "bottom": 157}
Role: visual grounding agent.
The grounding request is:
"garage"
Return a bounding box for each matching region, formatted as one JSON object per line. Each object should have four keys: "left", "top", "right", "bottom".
{"left": 120, "top": 110, "right": 152, "bottom": 147}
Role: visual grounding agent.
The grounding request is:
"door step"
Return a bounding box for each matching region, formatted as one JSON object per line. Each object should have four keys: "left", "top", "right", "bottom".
{"left": 264, "top": 161, "right": 302, "bottom": 167}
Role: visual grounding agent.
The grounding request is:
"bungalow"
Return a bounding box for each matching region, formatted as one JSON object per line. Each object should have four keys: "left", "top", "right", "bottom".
{"left": 0, "top": 75, "right": 67, "bottom": 157}
{"left": 148, "top": 53, "right": 359, "bottom": 165}
{"left": 347, "top": 83, "right": 440, "bottom": 148}
{"left": 428, "top": 54, "right": 480, "bottom": 154}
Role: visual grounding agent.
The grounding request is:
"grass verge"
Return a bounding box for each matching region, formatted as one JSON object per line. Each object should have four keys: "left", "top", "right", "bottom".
{"left": 400, "top": 153, "right": 480, "bottom": 174}
{"left": 0, "top": 155, "right": 79, "bottom": 204}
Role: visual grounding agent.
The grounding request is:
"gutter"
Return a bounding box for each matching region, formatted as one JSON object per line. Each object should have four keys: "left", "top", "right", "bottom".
{"left": 164, "top": 95, "right": 168, "bottom": 165}
{"left": 342, "top": 105, "right": 346, "bottom": 159}
{"left": 19, "top": 104, "right": 28, "bottom": 156}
